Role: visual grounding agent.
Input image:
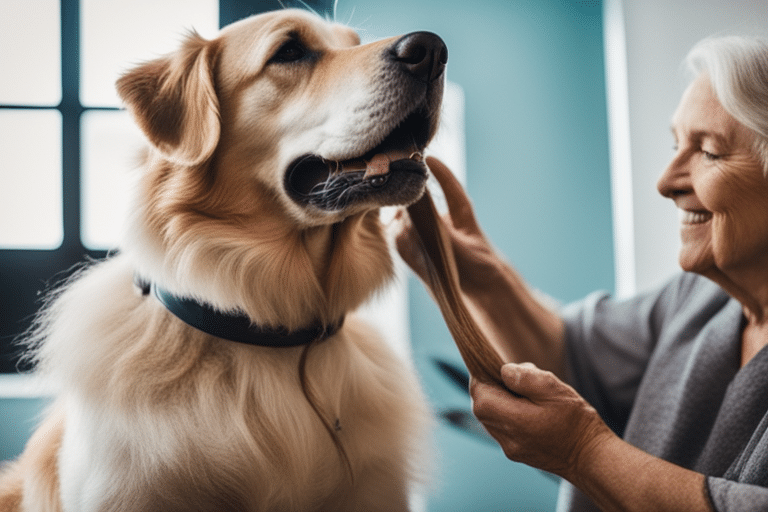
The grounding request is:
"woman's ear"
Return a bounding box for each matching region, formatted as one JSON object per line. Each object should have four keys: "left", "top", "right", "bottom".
{"left": 116, "top": 32, "right": 220, "bottom": 167}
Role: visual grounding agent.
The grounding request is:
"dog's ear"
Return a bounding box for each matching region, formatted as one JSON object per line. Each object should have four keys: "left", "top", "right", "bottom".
{"left": 116, "top": 33, "right": 220, "bottom": 167}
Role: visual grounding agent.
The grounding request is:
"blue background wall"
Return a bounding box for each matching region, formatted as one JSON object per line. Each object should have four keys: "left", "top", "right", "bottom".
{"left": 337, "top": 0, "right": 614, "bottom": 510}
{"left": 0, "top": 398, "right": 50, "bottom": 462}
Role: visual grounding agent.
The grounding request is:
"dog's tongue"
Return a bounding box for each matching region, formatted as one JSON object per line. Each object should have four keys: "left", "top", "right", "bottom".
{"left": 365, "top": 153, "right": 393, "bottom": 178}
{"left": 341, "top": 149, "right": 421, "bottom": 177}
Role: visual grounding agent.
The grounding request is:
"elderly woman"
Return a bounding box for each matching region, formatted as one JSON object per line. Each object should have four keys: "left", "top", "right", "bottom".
{"left": 397, "top": 35, "right": 768, "bottom": 511}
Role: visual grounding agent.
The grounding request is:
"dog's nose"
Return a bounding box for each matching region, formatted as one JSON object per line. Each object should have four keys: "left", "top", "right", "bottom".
{"left": 392, "top": 32, "right": 448, "bottom": 83}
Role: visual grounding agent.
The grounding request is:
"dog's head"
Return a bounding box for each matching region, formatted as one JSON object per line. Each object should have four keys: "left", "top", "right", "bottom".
{"left": 116, "top": 9, "right": 446, "bottom": 325}
{"left": 117, "top": 9, "right": 446, "bottom": 227}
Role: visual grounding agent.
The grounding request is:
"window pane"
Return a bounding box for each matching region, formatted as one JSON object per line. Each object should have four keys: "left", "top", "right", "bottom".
{"left": 81, "top": 110, "right": 145, "bottom": 250}
{"left": 0, "top": 0, "right": 61, "bottom": 105}
{"left": 0, "top": 110, "right": 62, "bottom": 249}
{"left": 81, "top": 0, "right": 218, "bottom": 107}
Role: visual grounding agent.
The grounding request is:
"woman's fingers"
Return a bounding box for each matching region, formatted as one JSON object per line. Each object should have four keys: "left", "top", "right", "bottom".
{"left": 500, "top": 362, "right": 564, "bottom": 401}
{"left": 470, "top": 363, "right": 612, "bottom": 477}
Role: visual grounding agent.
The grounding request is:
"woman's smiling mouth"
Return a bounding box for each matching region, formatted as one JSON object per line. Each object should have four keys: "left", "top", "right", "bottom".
{"left": 679, "top": 209, "right": 713, "bottom": 225}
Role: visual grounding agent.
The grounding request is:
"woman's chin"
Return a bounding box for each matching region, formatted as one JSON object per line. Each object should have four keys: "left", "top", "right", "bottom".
{"left": 677, "top": 249, "right": 715, "bottom": 275}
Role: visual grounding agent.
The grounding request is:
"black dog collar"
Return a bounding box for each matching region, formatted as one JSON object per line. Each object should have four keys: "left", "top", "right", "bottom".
{"left": 135, "top": 277, "right": 343, "bottom": 347}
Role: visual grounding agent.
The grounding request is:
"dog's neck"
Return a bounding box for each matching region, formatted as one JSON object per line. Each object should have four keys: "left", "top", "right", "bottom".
{"left": 303, "top": 223, "right": 335, "bottom": 280}
{"left": 126, "top": 208, "right": 394, "bottom": 332}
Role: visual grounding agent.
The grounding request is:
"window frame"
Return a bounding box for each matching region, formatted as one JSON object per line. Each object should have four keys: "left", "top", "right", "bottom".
{"left": 0, "top": 0, "right": 331, "bottom": 373}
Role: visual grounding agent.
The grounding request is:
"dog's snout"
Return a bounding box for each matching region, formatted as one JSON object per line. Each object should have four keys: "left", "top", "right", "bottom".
{"left": 391, "top": 32, "right": 448, "bottom": 83}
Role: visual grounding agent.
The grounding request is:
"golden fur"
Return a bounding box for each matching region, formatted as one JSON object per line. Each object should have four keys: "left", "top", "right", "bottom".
{"left": 0, "top": 9, "right": 445, "bottom": 511}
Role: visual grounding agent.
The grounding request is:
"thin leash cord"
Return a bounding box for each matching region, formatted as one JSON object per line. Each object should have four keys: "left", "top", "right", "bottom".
{"left": 406, "top": 189, "right": 506, "bottom": 387}
{"left": 298, "top": 339, "right": 355, "bottom": 484}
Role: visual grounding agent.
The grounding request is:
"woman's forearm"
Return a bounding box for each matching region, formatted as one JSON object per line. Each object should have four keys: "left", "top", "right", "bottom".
{"left": 472, "top": 363, "right": 715, "bottom": 512}
{"left": 571, "top": 433, "right": 713, "bottom": 512}
{"left": 463, "top": 259, "right": 566, "bottom": 379}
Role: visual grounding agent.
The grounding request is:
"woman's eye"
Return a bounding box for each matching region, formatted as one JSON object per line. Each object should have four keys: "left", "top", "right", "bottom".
{"left": 270, "top": 40, "right": 308, "bottom": 64}
{"left": 702, "top": 150, "right": 721, "bottom": 161}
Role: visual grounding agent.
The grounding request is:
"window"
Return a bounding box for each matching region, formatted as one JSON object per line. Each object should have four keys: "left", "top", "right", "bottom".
{"left": 0, "top": 110, "right": 63, "bottom": 250}
{"left": 0, "top": 0, "right": 62, "bottom": 250}
{"left": 79, "top": 0, "right": 218, "bottom": 249}
{"left": 0, "top": 0, "right": 331, "bottom": 373}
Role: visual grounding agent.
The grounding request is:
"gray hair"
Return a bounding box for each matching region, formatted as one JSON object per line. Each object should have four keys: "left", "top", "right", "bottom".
{"left": 685, "top": 35, "right": 768, "bottom": 173}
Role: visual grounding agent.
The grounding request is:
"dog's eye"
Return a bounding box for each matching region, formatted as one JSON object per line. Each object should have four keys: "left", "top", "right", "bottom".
{"left": 270, "top": 40, "right": 308, "bottom": 64}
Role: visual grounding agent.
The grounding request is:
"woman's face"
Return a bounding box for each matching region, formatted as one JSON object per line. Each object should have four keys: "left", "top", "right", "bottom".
{"left": 657, "top": 74, "right": 768, "bottom": 280}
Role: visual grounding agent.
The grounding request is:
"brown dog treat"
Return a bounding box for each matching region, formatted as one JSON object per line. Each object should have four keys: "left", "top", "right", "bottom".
{"left": 407, "top": 185, "right": 505, "bottom": 386}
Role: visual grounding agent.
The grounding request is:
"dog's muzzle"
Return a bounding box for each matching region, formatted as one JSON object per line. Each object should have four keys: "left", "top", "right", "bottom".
{"left": 285, "top": 32, "right": 447, "bottom": 213}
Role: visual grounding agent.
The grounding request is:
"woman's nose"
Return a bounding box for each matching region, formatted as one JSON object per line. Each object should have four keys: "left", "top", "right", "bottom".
{"left": 657, "top": 154, "right": 691, "bottom": 199}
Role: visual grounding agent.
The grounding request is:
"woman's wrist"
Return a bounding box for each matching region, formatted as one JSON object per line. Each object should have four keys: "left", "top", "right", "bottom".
{"left": 461, "top": 261, "right": 566, "bottom": 376}
{"left": 570, "top": 432, "right": 713, "bottom": 512}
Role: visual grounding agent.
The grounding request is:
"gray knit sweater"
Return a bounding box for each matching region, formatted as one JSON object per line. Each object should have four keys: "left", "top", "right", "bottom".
{"left": 558, "top": 272, "right": 768, "bottom": 511}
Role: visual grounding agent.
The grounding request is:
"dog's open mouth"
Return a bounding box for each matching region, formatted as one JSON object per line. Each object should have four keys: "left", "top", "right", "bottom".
{"left": 285, "top": 110, "right": 432, "bottom": 211}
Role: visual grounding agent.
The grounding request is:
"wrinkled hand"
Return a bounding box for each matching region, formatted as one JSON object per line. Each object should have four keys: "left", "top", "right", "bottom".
{"left": 470, "top": 362, "right": 615, "bottom": 480}
{"left": 394, "top": 156, "right": 503, "bottom": 296}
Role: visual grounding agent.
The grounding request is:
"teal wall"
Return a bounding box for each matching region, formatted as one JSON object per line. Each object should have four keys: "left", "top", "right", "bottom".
{"left": 337, "top": 0, "right": 613, "bottom": 510}
{"left": 0, "top": 397, "right": 50, "bottom": 462}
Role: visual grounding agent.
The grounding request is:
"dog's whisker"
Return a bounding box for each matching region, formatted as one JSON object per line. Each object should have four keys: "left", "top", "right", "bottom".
{"left": 295, "top": 0, "right": 321, "bottom": 18}
{"left": 334, "top": 187, "right": 355, "bottom": 209}
{"left": 330, "top": 0, "right": 339, "bottom": 22}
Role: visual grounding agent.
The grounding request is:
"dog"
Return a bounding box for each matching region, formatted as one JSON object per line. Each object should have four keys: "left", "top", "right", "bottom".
{"left": 0, "top": 8, "right": 446, "bottom": 511}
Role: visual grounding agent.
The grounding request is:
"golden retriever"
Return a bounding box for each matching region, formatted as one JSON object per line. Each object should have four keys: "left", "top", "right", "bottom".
{"left": 0, "top": 8, "right": 446, "bottom": 511}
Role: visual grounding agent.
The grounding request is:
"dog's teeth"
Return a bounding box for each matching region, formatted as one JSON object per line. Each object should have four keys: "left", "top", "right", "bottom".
{"left": 339, "top": 159, "right": 366, "bottom": 172}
